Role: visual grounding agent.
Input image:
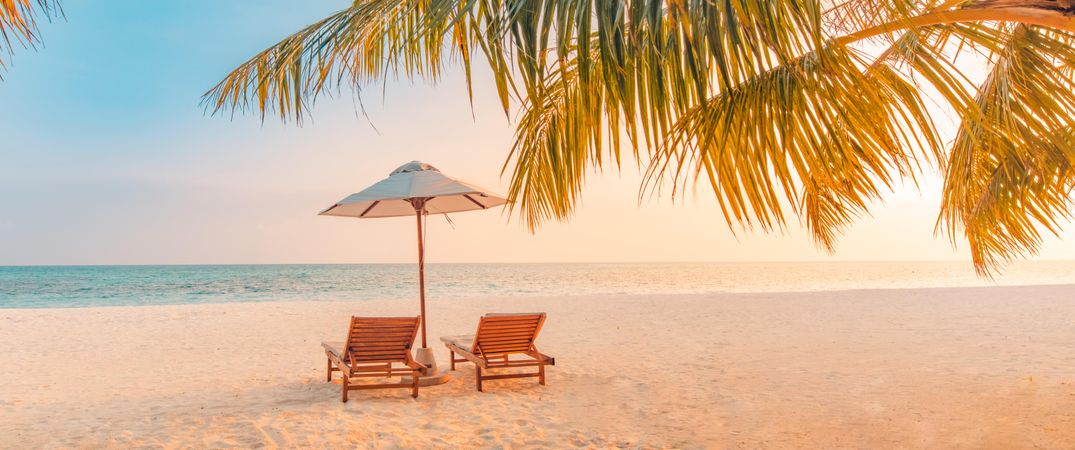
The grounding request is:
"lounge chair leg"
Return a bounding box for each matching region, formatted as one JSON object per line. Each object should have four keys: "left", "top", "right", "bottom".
{"left": 341, "top": 375, "right": 349, "bottom": 403}
{"left": 450, "top": 351, "right": 455, "bottom": 371}
{"left": 326, "top": 357, "right": 333, "bottom": 382}
{"left": 475, "top": 366, "right": 483, "bottom": 392}
{"left": 538, "top": 363, "right": 546, "bottom": 386}
{"left": 411, "top": 369, "right": 420, "bottom": 398}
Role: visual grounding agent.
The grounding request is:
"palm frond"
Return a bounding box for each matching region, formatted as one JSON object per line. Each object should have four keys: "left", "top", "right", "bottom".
{"left": 203, "top": 0, "right": 474, "bottom": 122}
{"left": 502, "top": 0, "right": 831, "bottom": 230}
{"left": 646, "top": 43, "right": 938, "bottom": 249}
{"left": 822, "top": 0, "right": 939, "bottom": 37}
{"left": 939, "top": 24, "right": 1075, "bottom": 275}
{"left": 0, "top": 0, "right": 61, "bottom": 75}
{"left": 503, "top": 51, "right": 606, "bottom": 230}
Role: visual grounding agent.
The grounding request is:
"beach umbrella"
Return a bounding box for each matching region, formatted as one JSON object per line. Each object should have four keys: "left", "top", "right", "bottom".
{"left": 319, "top": 161, "right": 507, "bottom": 382}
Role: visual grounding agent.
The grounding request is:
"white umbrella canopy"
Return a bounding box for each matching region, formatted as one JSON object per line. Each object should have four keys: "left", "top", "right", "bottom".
{"left": 319, "top": 161, "right": 507, "bottom": 384}
{"left": 319, "top": 161, "right": 507, "bottom": 218}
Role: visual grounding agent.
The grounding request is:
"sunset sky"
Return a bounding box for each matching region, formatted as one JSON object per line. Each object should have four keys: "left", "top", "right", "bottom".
{"left": 2, "top": 0, "right": 1074, "bottom": 266}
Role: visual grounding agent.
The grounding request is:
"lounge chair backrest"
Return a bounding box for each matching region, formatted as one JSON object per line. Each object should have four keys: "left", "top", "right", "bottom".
{"left": 345, "top": 316, "right": 421, "bottom": 364}
{"left": 472, "top": 313, "right": 546, "bottom": 357}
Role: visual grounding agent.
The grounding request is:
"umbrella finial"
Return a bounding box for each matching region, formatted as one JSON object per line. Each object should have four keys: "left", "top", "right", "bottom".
{"left": 391, "top": 161, "right": 439, "bottom": 176}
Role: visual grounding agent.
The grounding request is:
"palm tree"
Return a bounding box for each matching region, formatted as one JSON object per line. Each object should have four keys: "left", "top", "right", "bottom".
{"left": 0, "top": 0, "right": 61, "bottom": 75}
{"left": 204, "top": 0, "right": 1075, "bottom": 275}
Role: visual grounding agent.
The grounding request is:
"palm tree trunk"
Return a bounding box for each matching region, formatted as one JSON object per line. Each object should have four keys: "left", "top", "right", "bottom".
{"left": 838, "top": 4, "right": 1075, "bottom": 45}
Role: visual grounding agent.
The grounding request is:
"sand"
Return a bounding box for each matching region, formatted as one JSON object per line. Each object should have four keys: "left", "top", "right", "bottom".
{"left": 2, "top": 285, "right": 1074, "bottom": 449}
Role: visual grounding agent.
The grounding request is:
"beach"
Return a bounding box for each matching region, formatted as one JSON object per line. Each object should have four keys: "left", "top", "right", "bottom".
{"left": 6, "top": 0, "right": 1075, "bottom": 448}
{"left": 3, "top": 284, "right": 1074, "bottom": 448}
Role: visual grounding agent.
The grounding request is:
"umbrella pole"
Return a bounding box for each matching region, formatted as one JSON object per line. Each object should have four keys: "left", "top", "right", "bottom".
{"left": 405, "top": 200, "right": 451, "bottom": 386}
{"left": 415, "top": 204, "right": 427, "bottom": 348}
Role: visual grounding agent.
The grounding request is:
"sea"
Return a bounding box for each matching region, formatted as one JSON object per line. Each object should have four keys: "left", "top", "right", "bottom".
{"left": 1, "top": 261, "right": 1074, "bottom": 309}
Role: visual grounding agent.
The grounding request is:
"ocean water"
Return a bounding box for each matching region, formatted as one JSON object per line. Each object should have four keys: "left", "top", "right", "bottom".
{"left": 1, "top": 261, "right": 1074, "bottom": 309}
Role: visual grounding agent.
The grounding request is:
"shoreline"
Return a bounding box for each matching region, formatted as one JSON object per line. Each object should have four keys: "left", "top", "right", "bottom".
{"left": 4, "top": 282, "right": 1075, "bottom": 312}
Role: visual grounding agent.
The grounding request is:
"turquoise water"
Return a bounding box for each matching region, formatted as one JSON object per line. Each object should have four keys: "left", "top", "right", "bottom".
{"left": 2, "top": 261, "right": 1075, "bottom": 309}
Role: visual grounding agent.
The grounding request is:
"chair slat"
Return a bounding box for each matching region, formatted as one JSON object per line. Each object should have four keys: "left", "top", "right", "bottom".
{"left": 479, "top": 335, "right": 534, "bottom": 342}
{"left": 350, "top": 326, "right": 419, "bottom": 332}
{"left": 351, "top": 331, "right": 416, "bottom": 338}
{"left": 353, "top": 319, "right": 418, "bottom": 323}
{"left": 480, "top": 321, "right": 540, "bottom": 328}
{"left": 480, "top": 348, "right": 530, "bottom": 355}
{"left": 353, "top": 357, "right": 406, "bottom": 363}
{"left": 479, "top": 328, "right": 537, "bottom": 337}
{"left": 348, "top": 346, "right": 409, "bottom": 354}
{"left": 352, "top": 352, "right": 407, "bottom": 359}
{"left": 478, "top": 328, "right": 539, "bottom": 335}
{"left": 353, "top": 317, "right": 419, "bottom": 323}
{"left": 480, "top": 342, "right": 532, "bottom": 350}
{"left": 476, "top": 339, "right": 531, "bottom": 347}
{"left": 349, "top": 345, "right": 412, "bottom": 352}
{"left": 479, "top": 345, "right": 531, "bottom": 352}
{"left": 351, "top": 327, "right": 418, "bottom": 333}
{"left": 351, "top": 333, "right": 416, "bottom": 340}
{"left": 481, "top": 315, "right": 541, "bottom": 322}
{"left": 480, "top": 332, "right": 535, "bottom": 339}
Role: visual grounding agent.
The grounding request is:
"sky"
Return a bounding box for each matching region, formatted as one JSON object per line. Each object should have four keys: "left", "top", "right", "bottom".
{"left": 1, "top": 0, "right": 1073, "bottom": 266}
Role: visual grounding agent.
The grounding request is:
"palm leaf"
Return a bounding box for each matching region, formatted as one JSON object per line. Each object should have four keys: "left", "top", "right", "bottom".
{"left": 647, "top": 43, "right": 938, "bottom": 249}
{"left": 939, "top": 24, "right": 1075, "bottom": 274}
{"left": 203, "top": 0, "right": 474, "bottom": 122}
{"left": 0, "top": 0, "right": 61, "bottom": 76}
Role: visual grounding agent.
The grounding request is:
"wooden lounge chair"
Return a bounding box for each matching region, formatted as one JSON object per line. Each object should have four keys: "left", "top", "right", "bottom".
{"left": 440, "top": 313, "right": 555, "bottom": 391}
{"left": 321, "top": 316, "right": 426, "bottom": 402}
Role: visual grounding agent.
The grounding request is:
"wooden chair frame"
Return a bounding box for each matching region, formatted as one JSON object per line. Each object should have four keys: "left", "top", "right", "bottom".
{"left": 322, "top": 316, "right": 426, "bottom": 402}
{"left": 442, "top": 313, "right": 555, "bottom": 392}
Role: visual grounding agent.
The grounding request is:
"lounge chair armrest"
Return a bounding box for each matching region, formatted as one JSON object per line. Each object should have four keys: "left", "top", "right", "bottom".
{"left": 404, "top": 354, "right": 429, "bottom": 374}
{"left": 528, "top": 350, "right": 555, "bottom": 365}
{"left": 325, "top": 349, "right": 353, "bottom": 372}
{"left": 445, "top": 342, "right": 489, "bottom": 368}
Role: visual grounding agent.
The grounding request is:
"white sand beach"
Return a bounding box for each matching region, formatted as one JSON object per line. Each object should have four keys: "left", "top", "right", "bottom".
{"left": 3, "top": 284, "right": 1074, "bottom": 449}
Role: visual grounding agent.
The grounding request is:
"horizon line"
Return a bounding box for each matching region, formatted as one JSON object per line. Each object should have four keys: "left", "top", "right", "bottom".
{"left": 2, "top": 259, "right": 1073, "bottom": 268}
